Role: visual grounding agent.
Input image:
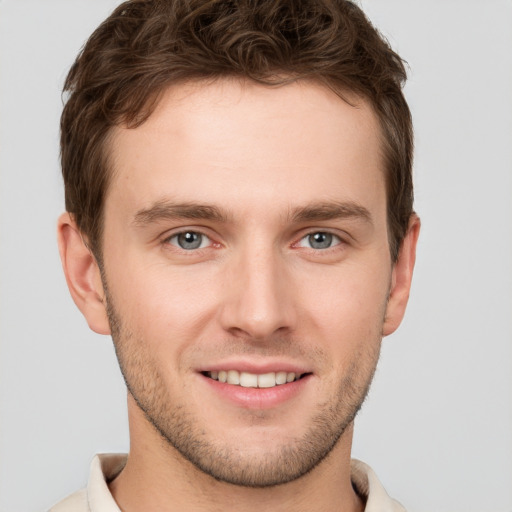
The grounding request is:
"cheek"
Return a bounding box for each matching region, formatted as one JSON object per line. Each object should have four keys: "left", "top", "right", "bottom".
{"left": 106, "top": 260, "right": 220, "bottom": 348}
{"left": 300, "top": 261, "right": 390, "bottom": 346}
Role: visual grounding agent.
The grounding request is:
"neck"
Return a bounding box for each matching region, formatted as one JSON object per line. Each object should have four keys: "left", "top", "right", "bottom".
{"left": 109, "top": 398, "right": 364, "bottom": 512}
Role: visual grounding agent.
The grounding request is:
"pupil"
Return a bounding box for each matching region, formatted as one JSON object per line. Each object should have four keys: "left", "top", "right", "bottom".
{"left": 309, "top": 232, "right": 332, "bottom": 249}
{"left": 178, "top": 232, "right": 202, "bottom": 249}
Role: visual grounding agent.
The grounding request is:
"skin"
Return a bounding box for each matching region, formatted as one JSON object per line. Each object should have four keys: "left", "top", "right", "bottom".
{"left": 58, "top": 79, "right": 419, "bottom": 512}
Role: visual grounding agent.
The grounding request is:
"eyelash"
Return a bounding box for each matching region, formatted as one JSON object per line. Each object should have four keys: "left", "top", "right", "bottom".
{"left": 294, "top": 231, "right": 343, "bottom": 250}
{"left": 164, "top": 231, "right": 215, "bottom": 251}
{"left": 163, "top": 229, "right": 345, "bottom": 253}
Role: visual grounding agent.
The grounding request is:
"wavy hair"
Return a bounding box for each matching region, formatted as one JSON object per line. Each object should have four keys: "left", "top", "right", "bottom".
{"left": 61, "top": 0, "right": 413, "bottom": 261}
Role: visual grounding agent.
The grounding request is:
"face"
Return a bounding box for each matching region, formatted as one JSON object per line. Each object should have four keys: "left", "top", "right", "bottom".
{"left": 96, "top": 79, "right": 404, "bottom": 486}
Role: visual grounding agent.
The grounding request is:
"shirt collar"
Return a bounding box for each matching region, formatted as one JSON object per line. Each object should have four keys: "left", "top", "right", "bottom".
{"left": 351, "top": 459, "right": 406, "bottom": 512}
{"left": 87, "top": 454, "right": 125, "bottom": 511}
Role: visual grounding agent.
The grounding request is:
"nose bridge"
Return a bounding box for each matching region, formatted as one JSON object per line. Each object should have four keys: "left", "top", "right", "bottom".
{"left": 220, "top": 240, "right": 295, "bottom": 339}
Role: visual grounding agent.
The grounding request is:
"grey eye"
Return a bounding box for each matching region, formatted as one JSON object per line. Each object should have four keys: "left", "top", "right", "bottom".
{"left": 309, "top": 232, "right": 332, "bottom": 249}
{"left": 169, "top": 231, "right": 209, "bottom": 250}
{"left": 298, "top": 232, "right": 341, "bottom": 249}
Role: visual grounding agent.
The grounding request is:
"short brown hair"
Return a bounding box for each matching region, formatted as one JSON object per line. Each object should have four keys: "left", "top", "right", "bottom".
{"left": 61, "top": 0, "right": 413, "bottom": 262}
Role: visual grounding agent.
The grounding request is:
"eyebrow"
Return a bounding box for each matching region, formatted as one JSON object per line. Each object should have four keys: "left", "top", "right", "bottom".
{"left": 289, "top": 201, "right": 372, "bottom": 225}
{"left": 132, "top": 199, "right": 372, "bottom": 227}
{"left": 133, "top": 200, "right": 230, "bottom": 226}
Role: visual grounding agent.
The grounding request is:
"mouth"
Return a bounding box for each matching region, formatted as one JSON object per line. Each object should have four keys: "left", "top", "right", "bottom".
{"left": 202, "top": 370, "right": 308, "bottom": 389}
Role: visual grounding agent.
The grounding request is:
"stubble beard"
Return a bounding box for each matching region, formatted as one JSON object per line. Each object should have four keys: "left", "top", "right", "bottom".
{"left": 105, "top": 289, "right": 382, "bottom": 488}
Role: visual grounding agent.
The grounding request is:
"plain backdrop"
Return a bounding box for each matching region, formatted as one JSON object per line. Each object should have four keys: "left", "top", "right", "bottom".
{"left": 1, "top": 1, "right": 511, "bottom": 511}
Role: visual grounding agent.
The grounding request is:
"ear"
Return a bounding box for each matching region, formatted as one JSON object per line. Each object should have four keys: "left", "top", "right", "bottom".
{"left": 57, "top": 212, "right": 111, "bottom": 335}
{"left": 382, "top": 214, "right": 421, "bottom": 336}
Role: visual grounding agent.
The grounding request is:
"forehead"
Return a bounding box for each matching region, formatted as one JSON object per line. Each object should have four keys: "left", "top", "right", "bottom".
{"left": 106, "top": 78, "right": 385, "bottom": 221}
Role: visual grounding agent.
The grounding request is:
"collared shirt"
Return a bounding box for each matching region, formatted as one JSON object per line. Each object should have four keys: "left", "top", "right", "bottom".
{"left": 50, "top": 454, "right": 406, "bottom": 512}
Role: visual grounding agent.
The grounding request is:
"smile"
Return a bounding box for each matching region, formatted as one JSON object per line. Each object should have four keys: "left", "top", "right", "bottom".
{"left": 204, "top": 370, "right": 304, "bottom": 388}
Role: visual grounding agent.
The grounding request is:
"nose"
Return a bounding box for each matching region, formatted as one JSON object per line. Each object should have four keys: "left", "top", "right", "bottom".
{"left": 219, "top": 246, "right": 297, "bottom": 340}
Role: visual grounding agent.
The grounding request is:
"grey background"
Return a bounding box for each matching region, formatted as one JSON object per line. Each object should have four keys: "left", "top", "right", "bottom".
{"left": 1, "top": 1, "right": 511, "bottom": 511}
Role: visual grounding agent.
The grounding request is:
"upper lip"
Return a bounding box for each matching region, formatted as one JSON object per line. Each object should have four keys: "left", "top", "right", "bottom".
{"left": 197, "top": 358, "right": 312, "bottom": 375}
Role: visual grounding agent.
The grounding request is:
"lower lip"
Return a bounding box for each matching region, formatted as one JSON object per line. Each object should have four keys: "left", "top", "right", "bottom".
{"left": 200, "top": 374, "right": 311, "bottom": 410}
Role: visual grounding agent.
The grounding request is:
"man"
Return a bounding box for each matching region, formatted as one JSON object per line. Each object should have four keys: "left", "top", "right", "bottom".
{"left": 53, "top": 0, "right": 420, "bottom": 510}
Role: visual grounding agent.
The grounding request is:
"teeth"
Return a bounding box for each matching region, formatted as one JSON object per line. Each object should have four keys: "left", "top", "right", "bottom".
{"left": 276, "top": 371, "right": 287, "bottom": 385}
{"left": 258, "top": 372, "right": 276, "bottom": 388}
{"left": 207, "top": 370, "right": 301, "bottom": 388}
{"left": 240, "top": 372, "right": 258, "bottom": 387}
{"left": 227, "top": 370, "right": 240, "bottom": 385}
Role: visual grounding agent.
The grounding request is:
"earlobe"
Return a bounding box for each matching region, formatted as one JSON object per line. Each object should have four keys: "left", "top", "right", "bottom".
{"left": 57, "top": 213, "right": 111, "bottom": 335}
{"left": 382, "top": 214, "right": 421, "bottom": 337}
